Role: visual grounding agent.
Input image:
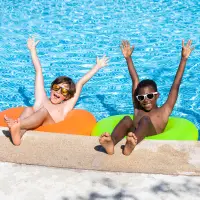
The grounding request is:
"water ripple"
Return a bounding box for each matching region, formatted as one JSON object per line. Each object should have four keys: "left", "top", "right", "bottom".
{"left": 0, "top": 0, "right": 200, "bottom": 137}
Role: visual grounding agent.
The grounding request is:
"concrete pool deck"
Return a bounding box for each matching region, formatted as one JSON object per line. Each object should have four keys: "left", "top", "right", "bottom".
{"left": 0, "top": 127, "right": 199, "bottom": 176}
{"left": 0, "top": 127, "right": 200, "bottom": 199}
{"left": 0, "top": 162, "right": 200, "bottom": 200}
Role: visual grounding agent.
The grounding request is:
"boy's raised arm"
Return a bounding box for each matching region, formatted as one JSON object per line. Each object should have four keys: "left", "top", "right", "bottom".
{"left": 27, "top": 38, "right": 47, "bottom": 106}
{"left": 65, "top": 56, "right": 109, "bottom": 111}
{"left": 162, "top": 40, "right": 194, "bottom": 115}
{"left": 120, "top": 40, "right": 139, "bottom": 109}
{"left": 121, "top": 41, "right": 139, "bottom": 89}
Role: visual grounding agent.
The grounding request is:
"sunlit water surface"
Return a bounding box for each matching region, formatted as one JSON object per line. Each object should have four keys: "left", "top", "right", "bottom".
{"left": 0, "top": 0, "right": 200, "bottom": 137}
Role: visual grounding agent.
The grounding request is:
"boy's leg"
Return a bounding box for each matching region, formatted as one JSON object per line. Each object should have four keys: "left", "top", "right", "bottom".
{"left": 20, "top": 107, "right": 55, "bottom": 129}
{"left": 4, "top": 107, "right": 35, "bottom": 137}
{"left": 99, "top": 116, "right": 134, "bottom": 155}
{"left": 20, "top": 107, "right": 35, "bottom": 136}
{"left": 20, "top": 107, "right": 35, "bottom": 120}
{"left": 111, "top": 116, "right": 134, "bottom": 145}
{"left": 123, "top": 116, "right": 156, "bottom": 156}
{"left": 6, "top": 107, "right": 54, "bottom": 146}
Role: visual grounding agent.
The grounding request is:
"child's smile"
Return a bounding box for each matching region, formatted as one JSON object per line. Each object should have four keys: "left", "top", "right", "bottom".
{"left": 137, "top": 87, "right": 158, "bottom": 111}
{"left": 50, "top": 83, "right": 69, "bottom": 104}
{"left": 53, "top": 92, "right": 61, "bottom": 99}
{"left": 142, "top": 101, "right": 153, "bottom": 110}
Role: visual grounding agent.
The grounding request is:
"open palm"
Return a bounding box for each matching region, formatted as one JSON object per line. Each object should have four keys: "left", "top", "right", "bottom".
{"left": 96, "top": 55, "right": 109, "bottom": 68}
{"left": 120, "top": 40, "right": 134, "bottom": 58}
{"left": 27, "top": 37, "right": 40, "bottom": 51}
{"left": 182, "top": 40, "right": 194, "bottom": 59}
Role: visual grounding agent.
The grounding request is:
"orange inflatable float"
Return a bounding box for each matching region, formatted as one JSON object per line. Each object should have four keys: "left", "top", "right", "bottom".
{"left": 0, "top": 107, "right": 96, "bottom": 136}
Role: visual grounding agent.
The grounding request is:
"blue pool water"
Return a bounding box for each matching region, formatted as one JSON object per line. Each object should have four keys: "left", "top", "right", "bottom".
{"left": 0, "top": 0, "right": 200, "bottom": 135}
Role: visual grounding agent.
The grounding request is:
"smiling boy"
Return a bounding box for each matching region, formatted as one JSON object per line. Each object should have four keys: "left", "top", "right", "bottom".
{"left": 4, "top": 37, "right": 109, "bottom": 146}
{"left": 99, "top": 39, "right": 194, "bottom": 156}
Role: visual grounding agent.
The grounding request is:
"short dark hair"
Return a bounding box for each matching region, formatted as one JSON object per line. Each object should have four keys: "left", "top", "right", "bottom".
{"left": 51, "top": 76, "right": 76, "bottom": 98}
{"left": 135, "top": 79, "right": 157, "bottom": 96}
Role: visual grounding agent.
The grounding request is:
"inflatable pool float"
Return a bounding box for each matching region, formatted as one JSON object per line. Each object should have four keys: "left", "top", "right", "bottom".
{"left": 91, "top": 114, "right": 198, "bottom": 140}
{"left": 0, "top": 107, "right": 96, "bottom": 136}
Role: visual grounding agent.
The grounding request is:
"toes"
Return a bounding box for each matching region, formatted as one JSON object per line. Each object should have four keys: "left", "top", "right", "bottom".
{"left": 132, "top": 134, "right": 137, "bottom": 140}
{"left": 4, "top": 115, "right": 9, "bottom": 121}
{"left": 105, "top": 132, "right": 110, "bottom": 137}
{"left": 101, "top": 132, "right": 110, "bottom": 137}
{"left": 127, "top": 132, "right": 137, "bottom": 140}
{"left": 100, "top": 132, "right": 108, "bottom": 138}
{"left": 127, "top": 132, "right": 133, "bottom": 137}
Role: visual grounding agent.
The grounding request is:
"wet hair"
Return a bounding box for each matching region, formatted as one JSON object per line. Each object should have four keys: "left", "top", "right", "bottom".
{"left": 51, "top": 76, "right": 76, "bottom": 98}
{"left": 134, "top": 79, "right": 157, "bottom": 97}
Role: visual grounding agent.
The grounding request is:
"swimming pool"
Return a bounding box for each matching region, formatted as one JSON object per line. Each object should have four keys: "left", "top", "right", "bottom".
{"left": 0, "top": 0, "right": 200, "bottom": 135}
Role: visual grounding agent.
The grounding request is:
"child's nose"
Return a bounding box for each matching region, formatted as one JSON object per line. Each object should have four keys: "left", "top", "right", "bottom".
{"left": 57, "top": 88, "right": 62, "bottom": 93}
{"left": 143, "top": 97, "right": 148, "bottom": 102}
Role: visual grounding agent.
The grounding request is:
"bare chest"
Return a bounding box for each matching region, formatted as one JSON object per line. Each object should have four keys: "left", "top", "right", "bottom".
{"left": 43, "top": 101, "right": 66, "bottom": 122}
{"left": 134, "top": 109, "right": 168, "bottom": 133}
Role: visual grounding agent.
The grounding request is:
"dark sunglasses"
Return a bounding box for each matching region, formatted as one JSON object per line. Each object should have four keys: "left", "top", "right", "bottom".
{"left": 136, "top": 92, "right": 158, "bottom": 102}
{"left": 52, "top": 84, "right": 69, "bottom": 97}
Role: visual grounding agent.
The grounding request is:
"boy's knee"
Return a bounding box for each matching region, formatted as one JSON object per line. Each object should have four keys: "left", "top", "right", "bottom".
{"left": 123, "top": 116, "right": 132, "bottom": 122}
{"left": 24, "top": 107, "right": 33, "bottom": 111}
{"left": 39, "top": 107, "right": 48, "bottom": 114}
{"left": 122, "top": 116, "right": 133, "bottom": 128}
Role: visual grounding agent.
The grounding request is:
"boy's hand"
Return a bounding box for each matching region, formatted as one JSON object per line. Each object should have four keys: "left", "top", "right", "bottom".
{"left": 96, "top": 55, "right": 109, "bottom": 69}
{"left": 181, "top": 40, "right": 194, "bottom": 59}
{"left": 120, "top": 40, "right": 134, "bottom": 58}
{"left": 27, "top": 37, "right": 40, "bottom": 51}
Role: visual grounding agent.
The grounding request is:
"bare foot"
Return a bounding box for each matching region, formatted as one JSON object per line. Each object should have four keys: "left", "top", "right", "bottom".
{"left": 123, "top": 132, "right": 137, "bottom": 156}
{"left": 4, "top": 115, "right": 16, "bottom": 128}
{"left": 6, "top": 118, "right": 21, "bottom": 146}
{"left": 99, "top": 132, "right": 114, "bottom": 155}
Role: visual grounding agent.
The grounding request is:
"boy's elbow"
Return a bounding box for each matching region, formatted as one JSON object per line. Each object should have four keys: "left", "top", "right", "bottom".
{"left": 76, "top": 82, "right": 84, "bottom": 92}
{"left": 77, "top": 81, "right": 84, "bottom": 87}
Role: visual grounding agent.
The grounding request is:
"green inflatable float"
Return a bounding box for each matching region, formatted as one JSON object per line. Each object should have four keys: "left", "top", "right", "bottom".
{"left": 91, "top": 115, "right": 198, "bottom": 140}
